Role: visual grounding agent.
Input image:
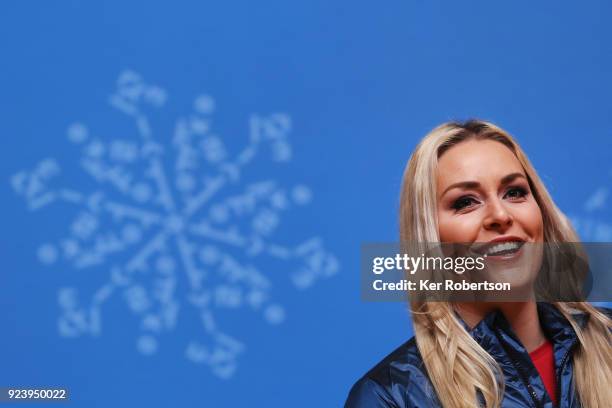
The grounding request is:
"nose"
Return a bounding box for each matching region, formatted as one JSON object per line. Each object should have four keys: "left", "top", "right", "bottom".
{"left": 483, "top": 197, "right": 513, "bottom": 231}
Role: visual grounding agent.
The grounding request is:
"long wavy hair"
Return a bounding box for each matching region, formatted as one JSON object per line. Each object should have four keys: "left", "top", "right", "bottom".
{"left": 399, "top": 120, "right": 612, "bottom": 407}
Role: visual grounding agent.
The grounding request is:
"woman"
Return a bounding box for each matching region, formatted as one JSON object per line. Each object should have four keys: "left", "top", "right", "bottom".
{"left": 346, "top": 120, "right": 612, "bottom": 407}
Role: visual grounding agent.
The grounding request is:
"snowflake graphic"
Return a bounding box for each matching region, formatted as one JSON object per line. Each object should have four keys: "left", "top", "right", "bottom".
{"left": 10, "top": 70, "right": 339, "bottom": 378}
{"left": 571, "top": 185, "right": 612, "bottom": 242}
{"left": 570, "top": 180, "right": 612, "bottom": 308}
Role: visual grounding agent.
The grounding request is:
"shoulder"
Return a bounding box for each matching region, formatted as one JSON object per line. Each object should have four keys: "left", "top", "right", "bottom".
{"left": 345, "top": 337, "right": 440, "bottom": 408}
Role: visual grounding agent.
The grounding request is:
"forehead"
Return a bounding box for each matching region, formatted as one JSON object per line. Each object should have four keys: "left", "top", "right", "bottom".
{"left": 437, "top": 139, "right": 525, "bottom": 187}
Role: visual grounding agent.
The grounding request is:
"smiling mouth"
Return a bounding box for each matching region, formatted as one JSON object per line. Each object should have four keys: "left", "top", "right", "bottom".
{"left": 472, "top": 241, "right": 526, "bottom": 257}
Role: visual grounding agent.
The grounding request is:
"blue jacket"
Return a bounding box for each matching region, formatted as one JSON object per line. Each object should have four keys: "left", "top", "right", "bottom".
{"left": 346, "top": 303, "right": 611, "bottom": 407}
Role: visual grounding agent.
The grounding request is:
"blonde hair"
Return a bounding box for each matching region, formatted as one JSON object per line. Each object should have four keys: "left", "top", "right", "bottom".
{"left": 399, "top": 120, "right": 612, "bottom": 407}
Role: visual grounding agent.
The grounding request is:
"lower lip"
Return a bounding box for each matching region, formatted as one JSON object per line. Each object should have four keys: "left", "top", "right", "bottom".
{"left": 483, "top": 244, "right": 525, "bottom": 262}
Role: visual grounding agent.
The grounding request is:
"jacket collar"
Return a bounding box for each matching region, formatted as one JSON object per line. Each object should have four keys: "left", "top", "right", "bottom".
{"left": 454, "top": 302, "right": 586, "bottom": 349}
{"left": 454, "top": 303, "right": 585, "bottom": 407}
{"left": 537, "top": 302, "right": 587, "bottom": 346}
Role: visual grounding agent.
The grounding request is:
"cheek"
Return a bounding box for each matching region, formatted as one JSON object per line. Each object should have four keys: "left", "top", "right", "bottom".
{"left": 515, "top": 201, "right": 544, "bottom": 239}
{"left": 437, "top": 211, "right": 482, "bottom": 243}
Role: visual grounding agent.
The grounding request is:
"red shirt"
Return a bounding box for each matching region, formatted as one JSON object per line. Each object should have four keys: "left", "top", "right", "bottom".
{"left": 529, "top": 339, "right": 557, "bottom": 406}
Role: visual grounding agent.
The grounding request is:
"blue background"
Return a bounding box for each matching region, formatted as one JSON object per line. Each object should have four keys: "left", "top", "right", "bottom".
{"left": 1, "top": 1, "right": 611, "bottom": 407}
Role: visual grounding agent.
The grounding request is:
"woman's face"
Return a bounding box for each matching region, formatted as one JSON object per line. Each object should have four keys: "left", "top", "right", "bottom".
{"left": 436, "top": 139, "right": 544, "bottom": 297}
{"left": 436, "top": 139, "right": 544, "bottom": 245}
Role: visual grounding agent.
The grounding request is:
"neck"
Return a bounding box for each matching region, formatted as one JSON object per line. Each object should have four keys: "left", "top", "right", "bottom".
{"left": 455, "top": 301, "right": 547, "bottom": 352}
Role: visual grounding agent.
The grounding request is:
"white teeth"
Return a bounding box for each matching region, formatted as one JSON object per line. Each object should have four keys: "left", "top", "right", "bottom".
{"left": 486, "top": 241, "right": 522, "bottom": 256}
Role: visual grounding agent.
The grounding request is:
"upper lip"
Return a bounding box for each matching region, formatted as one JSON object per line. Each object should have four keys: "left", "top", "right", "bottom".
{"left": 470, "top": 236, "right": 526, "bottom": 255}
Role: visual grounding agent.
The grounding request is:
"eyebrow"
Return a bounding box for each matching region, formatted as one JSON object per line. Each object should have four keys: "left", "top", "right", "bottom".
{"left": 440, "top": 172, "right": 527, "bottom": 197}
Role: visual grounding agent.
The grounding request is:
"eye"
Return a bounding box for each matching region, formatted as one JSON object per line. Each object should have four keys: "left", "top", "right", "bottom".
{"left": 451, "top": 196, "right": 479, "bottom": 211}
{"left": 504, "top": 186, "right": 528, "bottom": 200}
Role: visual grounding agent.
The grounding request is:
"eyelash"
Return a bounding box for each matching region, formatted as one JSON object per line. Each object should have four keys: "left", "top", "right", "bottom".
{"left": 451, "top": 186, "right": 529, "bottom": 211}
